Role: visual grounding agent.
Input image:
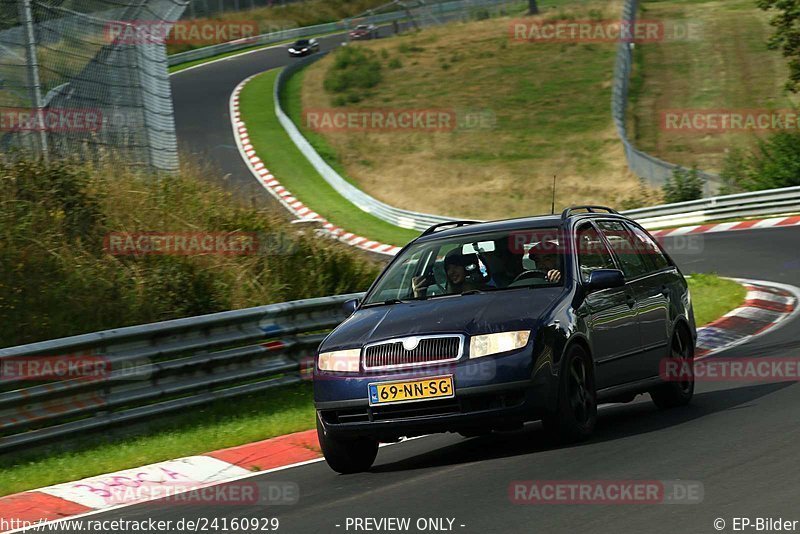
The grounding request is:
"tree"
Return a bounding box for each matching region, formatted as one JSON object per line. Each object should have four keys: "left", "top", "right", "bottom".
{"left": 721, "top": 131, "right": 800, "bottom": 192}
{"left": 758, "top": 0, "right": 800, "bottom": 92}
{"left": 529, "top": 0, "right": 539, "bottom": 15}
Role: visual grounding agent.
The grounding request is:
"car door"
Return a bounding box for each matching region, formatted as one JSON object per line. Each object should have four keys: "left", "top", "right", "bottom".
{"left": 574, "top": 222, "right": 642, "bottom": 389}
{"left": 597, "top": 220, "right": 666, "bottom": 380}
{"left": 624, "top": 222, "right": 675, "bottom": 376}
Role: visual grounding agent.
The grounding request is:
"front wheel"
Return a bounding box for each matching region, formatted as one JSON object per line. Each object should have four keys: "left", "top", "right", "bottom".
{"left": 543, "top": 344, "right": 597, "bottom": 442}
{"left": 650, "top": 327, "right": 694, "bottom": 409}
{"left": 317, "top": 417, "right": 378, "bottom": 474}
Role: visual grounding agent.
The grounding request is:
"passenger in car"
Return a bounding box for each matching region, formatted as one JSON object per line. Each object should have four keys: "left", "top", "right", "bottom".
{"left": 412, "top": 249, "right": 491, "bottom": 298}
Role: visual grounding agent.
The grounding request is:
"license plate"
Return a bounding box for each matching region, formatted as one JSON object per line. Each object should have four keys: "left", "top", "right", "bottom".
{"left": 368, "top": 375, "right": 454, "bottom": 406}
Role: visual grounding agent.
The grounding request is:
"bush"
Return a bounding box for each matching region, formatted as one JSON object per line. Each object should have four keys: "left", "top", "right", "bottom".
{"left": 620, "top": 179, "right": 663, "bottom": 210}
{"left": 323, "top": 46, "right": 383, "bottom": 104}
{"left": 388, "top": 57, "right": 403, "bottom": 69}
{"left": 720, "top": 131, "right": 800, "bottom": 193}
{"left": 662, "top": 166, "right": 705, "bottom": 203}
{"left": 0, "top": 158, "right": 381, "bottom": 347}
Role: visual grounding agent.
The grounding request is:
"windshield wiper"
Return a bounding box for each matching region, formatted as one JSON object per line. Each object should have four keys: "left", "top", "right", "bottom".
{"left": 361, "top": 298, "right": 411, "bottom": 308}
{"left": 461, "top": 289, "right": 487, "bottom": 295}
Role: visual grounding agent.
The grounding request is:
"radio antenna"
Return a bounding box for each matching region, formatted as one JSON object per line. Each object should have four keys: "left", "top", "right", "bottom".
{"left": 551, "top": 175, "right": 557, "bottom": 214}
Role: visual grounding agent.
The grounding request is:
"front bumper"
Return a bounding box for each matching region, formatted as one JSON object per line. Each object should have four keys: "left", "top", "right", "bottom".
{"left": 314, "top": 347, "right": 556, "bottom": 440}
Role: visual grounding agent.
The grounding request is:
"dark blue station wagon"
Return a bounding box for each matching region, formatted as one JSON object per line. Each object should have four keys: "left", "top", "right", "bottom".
{"left": 314, "top": 207, "right": 697, "bottom": 473}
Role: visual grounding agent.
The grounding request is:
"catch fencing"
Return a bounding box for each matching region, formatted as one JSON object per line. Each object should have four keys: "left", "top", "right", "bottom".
{"left": 0, "top": 0, "right": 186, "bottom": 172}
{"left": 611, "top": 0, "right": 720, "bottom": 193}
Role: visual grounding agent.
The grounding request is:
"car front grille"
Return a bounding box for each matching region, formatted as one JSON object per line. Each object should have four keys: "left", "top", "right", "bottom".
{"left": 363, "top": 335, "right": 463, "bottom": 370}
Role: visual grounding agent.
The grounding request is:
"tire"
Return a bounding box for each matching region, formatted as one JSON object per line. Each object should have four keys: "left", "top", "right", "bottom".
{"left": 316, "top": 417, "right": 378, "bottom": 474}
{"left": 543, "top": 344, "right": 597, "bottom": 442}
{"left": 650, "top": 326, "right": 694, "bottom": 409}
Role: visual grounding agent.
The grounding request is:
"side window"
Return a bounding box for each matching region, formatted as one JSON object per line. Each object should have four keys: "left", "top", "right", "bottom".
{"left": 625, "top": 223, "right": 671, "bottom": 271}
{"left": 597, "top": 221, "right": 650, "bottom": 278}
{"left": 576, "top": 224, "right": 616, "bottom": 283}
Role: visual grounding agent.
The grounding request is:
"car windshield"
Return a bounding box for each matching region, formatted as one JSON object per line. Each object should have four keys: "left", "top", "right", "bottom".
{"left": 295, "top": 39, "right": 309, "bottom": 46}
{"left": 363, "top": 227, "right": 564, "bottom": 305}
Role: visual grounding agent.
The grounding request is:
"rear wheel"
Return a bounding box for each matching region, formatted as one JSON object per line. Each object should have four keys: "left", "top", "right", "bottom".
{"left": 650, "top": 327, "right": 694, "bottom": 409}
{"left": 543, "top": 344, "right": 597, "bottom": 442}
{"left": 316, "top": 417, "right": 378, "bottom": 474}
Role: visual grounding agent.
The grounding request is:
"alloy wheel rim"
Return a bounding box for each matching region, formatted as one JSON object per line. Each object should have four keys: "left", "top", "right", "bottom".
{"left": 568, "top": 357, "right": 593, "bottom": 424}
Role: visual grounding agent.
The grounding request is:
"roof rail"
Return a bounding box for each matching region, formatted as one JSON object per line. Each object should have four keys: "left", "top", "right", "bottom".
{"left": 420, "top": 220, "right": 480, "bottom": 237}
{"left": 560, "top": 205, "right": 619, "bottom": 220}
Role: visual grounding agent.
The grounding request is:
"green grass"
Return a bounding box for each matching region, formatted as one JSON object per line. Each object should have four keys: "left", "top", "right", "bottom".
{"left": 687, "top": 273, "right": 746, "bottom": 326}
{"left": 0, "top": 383, "right": 316, "bottom": 497}
{"left": 238, "top": 69, "right": 419, "bottom": 246}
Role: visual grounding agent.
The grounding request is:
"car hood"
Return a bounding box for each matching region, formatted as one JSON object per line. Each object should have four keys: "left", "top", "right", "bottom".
{"left": 321, "top": 288, "right": 563, "bottom": 351}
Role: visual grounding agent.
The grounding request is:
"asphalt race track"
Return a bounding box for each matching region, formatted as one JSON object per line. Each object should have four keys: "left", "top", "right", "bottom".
{"left": 41, "top": 226, "right": 800, "bottom": 533}
{"left": 170, "top": 28, "right": 394, "bottom": 205}
{"left": 116, "top": 36, "right": 800, "bottom": 534}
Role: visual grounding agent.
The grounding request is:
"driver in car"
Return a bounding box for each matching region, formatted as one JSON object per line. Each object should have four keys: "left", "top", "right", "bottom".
{"left": 412, "top": 249, "right": 487, "bottom": 298}
{"left": 528, "top": 241, "right": 562, "bottom": 283}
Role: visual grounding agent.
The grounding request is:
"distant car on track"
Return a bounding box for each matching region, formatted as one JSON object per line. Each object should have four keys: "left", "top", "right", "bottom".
{"left": 288, "top": 38, "right": 320, "bottom": 57}
{"left": 314, "top": 206, "right": 697, "bottom": 473}
{"left": 349, "top": 24, "right": 378, "bottom": 40}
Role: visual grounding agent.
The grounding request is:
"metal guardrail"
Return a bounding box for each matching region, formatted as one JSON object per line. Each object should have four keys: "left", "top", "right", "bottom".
{"left": 624, "top": 186, "right": 800, "bottom": 229}
{"left": 612, "top": 0, "right": 720, "bottom": 193}
{"left": 275, "top": 56, "right": 458, "bottom": 232}
{"left": 0, "top": 293, "right": 363, "bottom": 453}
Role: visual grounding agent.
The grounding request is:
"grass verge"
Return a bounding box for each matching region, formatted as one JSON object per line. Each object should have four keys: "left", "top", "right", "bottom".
{"left": 0, "top": 276, "right": 742, "bottom": 496}
{"left": 687, "top": 273, "right": 746, "bottom": 327}
{"left": 238, "top": 69, "right": 419, "bottom": 246}
{"left": 0, "top": 383, "right": 315, "bottom": 497}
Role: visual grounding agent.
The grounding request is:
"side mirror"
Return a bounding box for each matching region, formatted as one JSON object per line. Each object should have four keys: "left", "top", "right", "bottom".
{"left": 342, "top": 298, "right": 360, "bottom": 315}
{"left": 586, "top": 269, "right": 625, "bottom": 291}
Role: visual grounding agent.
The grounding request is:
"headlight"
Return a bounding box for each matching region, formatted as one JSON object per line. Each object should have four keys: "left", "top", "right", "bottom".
{"left": 318, "top": 348, "right": 361, "bottom": 372}
{"left": 469, "top": 331, "right": 530, "bottom": 359}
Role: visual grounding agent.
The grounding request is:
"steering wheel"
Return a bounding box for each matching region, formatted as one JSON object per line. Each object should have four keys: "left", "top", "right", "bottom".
{"left": 511, "top": 270, "right": 547, "bottom": 284}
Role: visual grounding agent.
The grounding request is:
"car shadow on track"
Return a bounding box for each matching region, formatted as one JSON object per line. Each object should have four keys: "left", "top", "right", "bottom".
{"left": 370, "top": 382, "right": 794, "bottom": 473}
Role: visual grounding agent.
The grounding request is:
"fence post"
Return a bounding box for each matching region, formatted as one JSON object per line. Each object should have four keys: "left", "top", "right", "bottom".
{"left": 17, "top": 0, "right": 49, "bottom": 163}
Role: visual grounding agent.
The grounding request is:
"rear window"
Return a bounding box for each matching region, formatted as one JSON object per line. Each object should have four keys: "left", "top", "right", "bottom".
{"left": 597, "top": 221, "right": 651, "bottom": 279}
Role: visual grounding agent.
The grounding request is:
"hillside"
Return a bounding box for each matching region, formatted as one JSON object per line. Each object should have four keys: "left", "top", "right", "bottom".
{"left": 291, "top": 1, "right": 654, "bottom": 220}
{"left": 629, "top": 0, "right": 795, "bottom": 173}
